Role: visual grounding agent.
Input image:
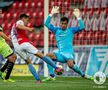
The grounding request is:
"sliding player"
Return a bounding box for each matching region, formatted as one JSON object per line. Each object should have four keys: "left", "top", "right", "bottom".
{"left": 43, "top": 6, "right": 93, "bottom": 82}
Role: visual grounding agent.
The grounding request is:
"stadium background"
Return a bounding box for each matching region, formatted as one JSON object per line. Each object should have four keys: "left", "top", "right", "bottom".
{"left": 0, "top": 0, "right": 108, "bottom": 77}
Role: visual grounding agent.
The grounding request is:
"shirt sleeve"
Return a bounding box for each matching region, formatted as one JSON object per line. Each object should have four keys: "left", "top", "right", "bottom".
{"left": 16, "top": 20, "right": 24, "bottom": 27}
{"left": 44, "top": 16, "right": 57, "bottom": 33}
{"left": 70, "top": 18, "right": 85, "bottom": 33}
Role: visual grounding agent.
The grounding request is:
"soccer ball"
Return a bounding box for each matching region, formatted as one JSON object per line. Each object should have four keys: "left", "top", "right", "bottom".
{"left": 93, "top": 71, "right": 106, "bottom": 85}
{"left": 55, "top": 65, "right": 64, "bottom": 75}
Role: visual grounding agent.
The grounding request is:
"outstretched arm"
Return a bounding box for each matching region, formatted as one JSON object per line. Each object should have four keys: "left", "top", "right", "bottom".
{"left": 16, "top": 20, "right": 34, "bottom": 32}
{"left": 70, "top": 9, "right": 85, "bottom": 33}
{"left": 16, "top": 25, "right": 34, "bottom": 32}
{"left": 44, "top": 6, "right": 59, "bottom": 33}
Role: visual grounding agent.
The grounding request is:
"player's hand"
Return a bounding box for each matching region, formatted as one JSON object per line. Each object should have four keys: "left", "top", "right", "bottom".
{"left": 50, "top": 6, "right": 59, "bottom": 15}
{"left": 29, "top": 27, "right": 34, "bottom": 31}
{"left": 73, "top": 9, "right": 80, "bottom": 18}
{"left": 6, "top": 37, "right": 11, "bottom": 41}
{"left": 8, "top": 35, "right": 11, "bottom": 41}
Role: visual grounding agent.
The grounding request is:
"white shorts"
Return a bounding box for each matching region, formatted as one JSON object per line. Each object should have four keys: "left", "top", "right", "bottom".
{"left": 12, "top": 36, "right": 38, "bottom": 60}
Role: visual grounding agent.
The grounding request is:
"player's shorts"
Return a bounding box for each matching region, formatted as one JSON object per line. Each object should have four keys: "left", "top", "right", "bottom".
{"left": 13, "top": 42, "right": 38, "bottom": 60}
{"left": 53, "top": 49, "right": 75, "bottom": 63}
{"left": 0, "top": 43, "right": 13, "bottom": 58}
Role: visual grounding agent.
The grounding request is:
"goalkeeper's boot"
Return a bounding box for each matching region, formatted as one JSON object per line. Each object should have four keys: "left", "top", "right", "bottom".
{"left": 84, "top": 74, "right": 94, "bottom": 80}
{"left": 55, "top": 67, "right": 64, "bottom": 75}
{"left": 3, "top": 78, "right": 15, "bottom": 82}
{"left": 42, "top": 76, "right": 56, "bottom": 82}
{"left": 0, "top": 71, "right": 6, "bottom": 80}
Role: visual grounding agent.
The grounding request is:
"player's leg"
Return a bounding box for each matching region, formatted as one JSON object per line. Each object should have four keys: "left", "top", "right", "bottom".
{"left": 22, "top": 42, "right": 63, "bottom": 73}
{"left": 42, "top": 53, "right": 56, "bottom": 82}
{"left": 15, "top": 47, "right": 41, "bottom": 83}
{"left": 35, "top": 52, "right": 59, "bottom": 70}
{"left": 42, "top": 52, "right": 66, "bottom": 82}
{"left": 25, "top": 59, "right": 41, "bottom": 83}
{"left": 0, "top": 60, "right": 9, "bottom": 73}
{"left": 67, "top": 60, "right": 85, "bottom": 77}
{"left": 4, "top": 53, "right": 16, "bottom": 82}
{"left": 0, "top": 44, "right": 16, "bottom": 82}
{"left": 46, "top": 53, "right": 56, "bottom": 77}
{"left": 67, "top": 60, "right": 93, "bottom": 80}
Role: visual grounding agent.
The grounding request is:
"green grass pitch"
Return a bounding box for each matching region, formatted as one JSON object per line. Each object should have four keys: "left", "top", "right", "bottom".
{"left": 0, "top": 76, "right": 108, "bottom": 90}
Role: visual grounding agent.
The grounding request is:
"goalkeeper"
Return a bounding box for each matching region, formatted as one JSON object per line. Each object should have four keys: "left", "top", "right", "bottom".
{"left": 43, "top": 6, "right": 93, "bottom": 81}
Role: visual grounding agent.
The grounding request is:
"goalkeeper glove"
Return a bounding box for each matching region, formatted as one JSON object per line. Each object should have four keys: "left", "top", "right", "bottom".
{"left": 49, "top": 6, "right": 59, "bottom": 17}
{"left": 73, "top": 9, "right": 80, "bottom": 18}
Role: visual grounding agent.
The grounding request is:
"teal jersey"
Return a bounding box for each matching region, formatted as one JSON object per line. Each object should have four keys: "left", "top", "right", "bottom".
{"left": 45, "top": 16, "right": 85, "bottom": 60}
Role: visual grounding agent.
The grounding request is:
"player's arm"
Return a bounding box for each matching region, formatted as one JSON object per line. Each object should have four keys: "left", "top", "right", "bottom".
{"left": 0, "top": 26, "right": 10, "bottom": 41}
{"left": 44, "top": 6, "right": 59, "bottom": 33}
{"left": 16, "top": 20, "right": 34, "bottom": 31}
{"left": 70, "top": 9, "right": 85, "bottom": 33}
{"left": 16, "top": 25, "right": 34, "bottom": 32}
{"left": 0, "top": 31, "right": 10, "bottom": 41}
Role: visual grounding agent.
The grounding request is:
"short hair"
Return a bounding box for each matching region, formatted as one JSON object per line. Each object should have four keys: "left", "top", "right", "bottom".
{"left": 60, "top": 17, "right": 69, "bottom": 23}
{"left": 19, "top": 14, "right": 29, "bottom": 19}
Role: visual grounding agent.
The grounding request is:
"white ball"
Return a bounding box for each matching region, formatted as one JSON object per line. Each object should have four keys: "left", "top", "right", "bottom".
{"left": 55, "top": 65, "right": 63, "bottom": 75}
{"left": 94, "top": 71, "right": 106, "bottom": 85}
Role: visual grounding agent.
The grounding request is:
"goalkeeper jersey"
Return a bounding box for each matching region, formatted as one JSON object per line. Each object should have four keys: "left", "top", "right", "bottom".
{"left": 45, "top": 16, "right": 85, "bottom": 55}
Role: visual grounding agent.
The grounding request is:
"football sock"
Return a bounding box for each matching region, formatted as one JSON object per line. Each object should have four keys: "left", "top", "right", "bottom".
{"left": 0, "top": 60, "right": 9, "bottom": 72}
{"left": 47, "top": 64, "right": 55, "bottom": 77}
{"left": 28, "top": 64, "right": 40, "bottom": 81}
{"left": 72, "top": 64, "right": 84, "bottom": 77}
{"left": 5, "top": 61, "right": 14, "bottom": 80}
{"left": 42, "top": 56, "right": 57, "bottom": 69}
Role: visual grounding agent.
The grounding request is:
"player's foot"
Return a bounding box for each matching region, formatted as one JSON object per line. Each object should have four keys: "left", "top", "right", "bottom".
{"left": 55, "top": 67, "right": 64, "bottom": 75}
{"left": 42, "top": 76, "right": 56, "bottom": 82}
{"left": 3, "top": 78, "right": 15, "bottom": 82}
{"left": 0, "top": 71, "right": 6, "bottom": 80}
{"left": 84, "top": 75, "right": 94, "bottom": 80}
{"left": 1, "top": 72, "right": 6, "bottom": 80}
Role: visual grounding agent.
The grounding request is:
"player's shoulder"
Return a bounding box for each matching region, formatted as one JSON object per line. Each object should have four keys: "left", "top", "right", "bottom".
{"left": 16, "top": 20, "right": 24, "bottom": 25}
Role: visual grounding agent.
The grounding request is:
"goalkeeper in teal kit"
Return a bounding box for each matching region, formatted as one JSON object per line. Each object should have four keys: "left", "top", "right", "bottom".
{"left": 43, "top": 6, "right": 93, "bottom": 82}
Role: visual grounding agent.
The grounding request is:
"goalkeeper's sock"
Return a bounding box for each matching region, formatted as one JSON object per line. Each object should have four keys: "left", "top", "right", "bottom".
{"left": 0, "top": 60, "right": 9, "bottom": 72}
{"left": 47, "top": 64, "right": 55, "bottom": 77}
{"left": 28, "top": 64, "right": 40, "bottom": 81}
{"left": 42, "top": 56, "right": 57, "bottom": 69}
{"left": 72, "top": 64, "right": 84, "bottom": 77}
{"left": 5, "top": 61, "right": 14, "bottom": 80}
